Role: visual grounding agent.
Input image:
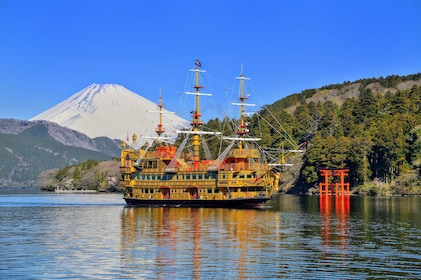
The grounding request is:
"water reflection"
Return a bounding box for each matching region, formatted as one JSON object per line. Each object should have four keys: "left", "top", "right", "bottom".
{"left": 319, "top": 196, "right": 350, "bottom": 264}
{"left": 1, "top": 194, "right": 420, "bottom": 279}
{"left": 119, "top": 195, "right": 421, "bottom": 279}
{"left": 120, "top": 207, "right": 281, "bottom": 279}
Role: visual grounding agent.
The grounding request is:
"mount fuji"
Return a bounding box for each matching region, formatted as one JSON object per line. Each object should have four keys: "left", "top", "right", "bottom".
{"left": 30, "top": 84, "right": 189, "bottom": 144}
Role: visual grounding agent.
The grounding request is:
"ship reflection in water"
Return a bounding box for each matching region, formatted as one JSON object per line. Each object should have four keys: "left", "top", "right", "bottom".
{"left": 119, "top": 195, "right": 421, "bottom": 279}
{"left": 120, "top": 206, "right": 279, "bottom": 279}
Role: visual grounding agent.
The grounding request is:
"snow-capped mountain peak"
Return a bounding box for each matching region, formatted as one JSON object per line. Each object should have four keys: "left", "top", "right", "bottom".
{"left": 30, "top": 83, "right": 189, "bottom": 144}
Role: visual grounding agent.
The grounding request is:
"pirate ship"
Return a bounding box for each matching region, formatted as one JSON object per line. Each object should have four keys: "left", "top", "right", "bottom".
{"left": 120, "top": 61, "right": 288, "bottom": 208}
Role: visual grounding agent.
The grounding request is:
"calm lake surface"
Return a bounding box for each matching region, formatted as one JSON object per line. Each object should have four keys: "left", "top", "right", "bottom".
{"left": 0, "top": 193, "right": 420, "bottom": 279}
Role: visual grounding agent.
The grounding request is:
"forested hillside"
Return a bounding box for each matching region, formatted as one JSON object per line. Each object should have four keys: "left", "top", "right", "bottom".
{"left": 262, "top": 74, "right": 421, "bottom": 194}
{"left": 207, "top": 73, "right": 421, "bottom": 194}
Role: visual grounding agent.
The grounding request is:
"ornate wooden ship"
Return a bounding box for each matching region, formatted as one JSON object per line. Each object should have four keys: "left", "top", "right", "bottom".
{"left": 120, "top": 61, "right": 286, "bottom": 208}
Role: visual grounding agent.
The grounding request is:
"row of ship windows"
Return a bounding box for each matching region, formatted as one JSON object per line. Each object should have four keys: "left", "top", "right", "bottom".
{"left": 134, "top": 187, "right": 265, "bottom": 194}
{"left": 125, "top": 173, "right": 256, "bottom": 181}
{"left": 138, "top": 188, "right": 220, "bottom": 194}
{"left": 130, "top": 173, "right": 218, "bottom": 180}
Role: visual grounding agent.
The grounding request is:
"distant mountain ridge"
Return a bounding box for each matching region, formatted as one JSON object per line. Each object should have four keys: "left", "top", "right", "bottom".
{"left": 0, "top": 119, "right": 121, "bottom": 189}
{"left": 1, "top": 119, "right": 102, "bottom": 151}
{"left": 30, "top": 83, "right": 189, "bottom": 144}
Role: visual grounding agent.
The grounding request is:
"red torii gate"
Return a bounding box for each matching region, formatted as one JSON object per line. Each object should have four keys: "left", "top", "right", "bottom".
{"left": 319, "top": 168, "right": 350, "bottom": 195}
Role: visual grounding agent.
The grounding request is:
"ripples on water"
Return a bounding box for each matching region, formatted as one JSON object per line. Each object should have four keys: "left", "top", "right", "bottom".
{"left": 0, "top": 193, "right": 420, "bottom": 279}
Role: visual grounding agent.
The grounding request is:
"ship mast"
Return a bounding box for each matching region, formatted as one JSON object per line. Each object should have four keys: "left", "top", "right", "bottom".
{"left": 146, "top": 88, "right": 176, "bottom": 145}
{"left": 155, "top": 90, "right": 165, "bottom": 143}
{"left": 184, "top": 59, "right": 212, "bottom": 164}
{"left": 234, "top": 67, "right": 254, "bottom": 150}
{"left": 192, "top": 61, "right": 203, "bottom": 163}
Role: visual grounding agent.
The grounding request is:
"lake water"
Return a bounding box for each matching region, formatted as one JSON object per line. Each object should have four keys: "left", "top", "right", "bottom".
{"left": 0, "top": 193, "right": 420, "bottom": 279}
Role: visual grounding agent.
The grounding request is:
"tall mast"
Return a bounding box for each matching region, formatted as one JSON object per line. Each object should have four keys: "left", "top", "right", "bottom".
{"left": 235, "top": 67, "right": 252, "bottom": 150}
{"left": 185, "top": 59, "right": 212, "bottom": 164}
{"left": 192, "top": 62, "right": 202, "bottom": 163}
{"left": 155, "top": 89, "right": 165, "bottom": 143}
{"left": 147, "top": 88, "right": 176, "bottom": 144}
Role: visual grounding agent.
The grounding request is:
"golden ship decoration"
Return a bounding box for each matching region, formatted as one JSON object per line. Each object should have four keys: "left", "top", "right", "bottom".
{"left": 120, "top": 60, "right": 302, "bottom": 208}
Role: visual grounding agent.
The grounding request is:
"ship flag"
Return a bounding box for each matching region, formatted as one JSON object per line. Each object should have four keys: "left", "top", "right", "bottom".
{"left": 195, "top": 59, "right": 202, "bottom": 68}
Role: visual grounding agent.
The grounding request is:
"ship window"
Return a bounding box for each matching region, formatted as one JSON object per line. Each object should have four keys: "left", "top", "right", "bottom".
{"left": 186, "top": 175, "right": 190, "bottom": 180}
{"left": 152, "top": 175, "right": 156, "bottom": 180}
{"left": 147, "top": 175, "right": 150, "bottom": 180}
{"left": 142, "top": 175, "right": 145, "bottom": 180}
{"left": 247, "top": 174, "right": 252, "bottom": 178}
{"left": 150, "top": 189, "right": 154, "bottom": 194}
{"left": 192, "top": 175, "right": 196, "bottom": 180}
{"left": 207, "top": 189, "right": 212, "bottom": 193}
{"left": 145, "top": 189, "right": 149, "bottom": 194}
{"left": 144, "top": 160, "right": 158, "bottom": 169}
{"left": 198, "top": 174, "right": 203, "bottom": 180}
{"left": 239, "top": 174, "right": 245, "bottom": 179}
{"left": 136, "top": 174, "right": 140, "bottom": 179}
{"left": 214, "top": 189, "right": 219, "bottom": 193}
{"left": 205, "top": 173, "right": 216, "bottom": 179}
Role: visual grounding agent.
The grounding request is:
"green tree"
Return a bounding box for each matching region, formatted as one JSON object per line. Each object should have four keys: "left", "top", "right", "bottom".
{"left": 339, "top": 98, "right": 358, "bottom": 137}
{"left": 294, "top": 101, "right": 312, "bottom": 136}
{"left": 347, "top": 136, "right": 372, "bottom": 185}
{"left": 55, "top": 166, "right": 70, "bottom": 182}
{"left": 353, "top": 88, "right": 379, "bottom": 125}
{"left": 72, "top": 166, "right": 82, "bottom": 187}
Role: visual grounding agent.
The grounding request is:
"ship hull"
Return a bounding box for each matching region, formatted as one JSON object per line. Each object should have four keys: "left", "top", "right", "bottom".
{"left": 124, "top": 197, "right": 271, "bottom": 208}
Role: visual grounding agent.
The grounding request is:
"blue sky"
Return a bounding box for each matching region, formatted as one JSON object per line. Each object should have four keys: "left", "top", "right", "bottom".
{"left": 1, "top": 0, "right": 420, "bottom": 121}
